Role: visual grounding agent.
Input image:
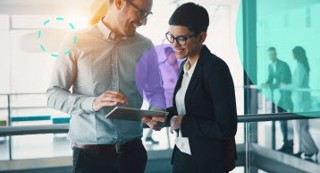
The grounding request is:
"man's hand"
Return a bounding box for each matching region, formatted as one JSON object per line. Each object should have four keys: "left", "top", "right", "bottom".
{"left": 170, "top": 115, "right": 183, "bottom": 133}
{"left": 141, "top": 116, "right": 166, "bottom": 131}
{"left": 93, "top": 90, "right": 128, "bottom": 111}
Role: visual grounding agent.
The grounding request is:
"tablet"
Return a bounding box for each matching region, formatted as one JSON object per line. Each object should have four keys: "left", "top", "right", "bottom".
{"left": 105, "top": 106, "right": 168, "bottom": 121}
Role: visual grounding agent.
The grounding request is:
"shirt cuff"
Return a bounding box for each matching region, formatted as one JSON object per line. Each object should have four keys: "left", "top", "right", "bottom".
{"left": 81, "top": 97, "right": 96, "bottom": 113}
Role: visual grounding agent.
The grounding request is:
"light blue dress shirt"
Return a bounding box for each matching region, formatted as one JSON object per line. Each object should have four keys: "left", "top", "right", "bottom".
{"left": 47, "top": 19, "right": 165, "bottom": 145}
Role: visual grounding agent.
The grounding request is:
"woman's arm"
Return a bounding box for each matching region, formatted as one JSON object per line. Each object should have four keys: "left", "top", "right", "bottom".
{"left": 166, "top": 107, "right": 177, "bottom": 126}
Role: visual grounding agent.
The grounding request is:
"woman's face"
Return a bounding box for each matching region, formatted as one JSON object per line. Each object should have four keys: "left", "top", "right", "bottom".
{"left": 168, "top": 25, "right": 202, "bottom": 59}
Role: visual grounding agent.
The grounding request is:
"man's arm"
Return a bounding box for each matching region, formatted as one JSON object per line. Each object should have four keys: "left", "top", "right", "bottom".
{"left": 280, "top": 62, "right": 292, "bottom": 84}
{"left": 266, "top": 65, "right": 273, "bottom": 84}
{"left": 47, "top": 39, "right": 128, "bottom": 115}
{"left": 47, "top": 44, "right": 96, "bottom": 115}
{"left": 261, "top": 65, "right": 273, "bottom": 89}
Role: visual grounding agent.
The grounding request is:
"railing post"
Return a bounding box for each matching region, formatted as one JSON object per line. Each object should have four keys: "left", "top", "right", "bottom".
{"left": 7, "top": 94, "right": 11, "bottom": 126}
{"left": 7, "top": 94, "right": 12, "bottom": 160}
{"left": 244, "top": 122, "right": 250, "bottom": 173}
{"left": 271, "top": 90, "right": 276, "bottom": 150}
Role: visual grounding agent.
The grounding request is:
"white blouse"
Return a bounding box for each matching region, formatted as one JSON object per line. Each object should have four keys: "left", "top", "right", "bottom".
{"left": 174, "top": 58, "right": 198, "bottom": 155}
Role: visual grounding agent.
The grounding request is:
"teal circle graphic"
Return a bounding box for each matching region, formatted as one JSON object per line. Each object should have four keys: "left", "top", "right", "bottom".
{"left": 38, "top": 17, "right": 77, "bottom": 57}
{"left": 236, "top": 1, "right": 320, "bottom": 117}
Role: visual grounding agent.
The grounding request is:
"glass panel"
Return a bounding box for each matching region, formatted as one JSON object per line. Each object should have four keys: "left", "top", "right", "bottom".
{"left": 0, "top": 16, "right": 11, "bottom": 94}
{"left": 0, "top": 137, "right": 9, "bottom": 160}
{"left": 252, "top": 1, "right": 320, "bottom": 171}
{"left": 10, "top": 134, "right": 71, "bottom": 159}
{"left": 245, "top": 118, "right": 320, "bottom": 173}
{"left": 256, "top": 0, "right": 320, "bottom": 115}
{"left": 0, "top": 0, "right": 246, "bottom": 171}
{"left": 0, "top": 15, "right": 9, "bottom": 30}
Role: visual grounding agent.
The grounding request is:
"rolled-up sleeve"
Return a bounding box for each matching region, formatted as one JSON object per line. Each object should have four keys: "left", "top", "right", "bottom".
{"left": 46, "top": 36, "right": 96, "bottom": 115}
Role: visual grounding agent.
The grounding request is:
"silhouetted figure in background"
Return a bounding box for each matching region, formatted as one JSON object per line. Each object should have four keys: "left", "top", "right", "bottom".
{"left": 281, "top": 46, "right": 319, "bottom": 162}
{"left": 145, "top": 47, "right": 180, "bottom": 144}
{"left": 262, "top": 47, "right": 294, "bottom": 154}
{"left": 160, "top": 47, "right": 180, "bottom": 107}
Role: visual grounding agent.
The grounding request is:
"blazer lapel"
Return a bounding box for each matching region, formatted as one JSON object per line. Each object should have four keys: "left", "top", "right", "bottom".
{"left": 172, "top": 45, "right": 210, "bottom": 114}
{"left": 184, "top": 61, "right": 201, "bottom": 113}
{"left": 172, "top": 61, "right": 185, "bottom": 109}
{"left": 184, "top": 46, "right": 208, "bottom": 113}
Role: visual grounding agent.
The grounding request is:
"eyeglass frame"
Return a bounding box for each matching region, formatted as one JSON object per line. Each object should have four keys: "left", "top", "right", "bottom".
{"left": 125, "top": 0, "right": 153, "bottom": 19}
{"left": 165, "top": 31, "right": 197, "bottom": 46}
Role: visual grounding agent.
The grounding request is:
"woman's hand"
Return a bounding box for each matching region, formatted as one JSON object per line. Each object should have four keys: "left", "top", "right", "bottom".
{"left": 170, "top": 115, "right": 183, "bottom": 133}
{"left": 141, "top": 116, "right": 166, "bottom": 131}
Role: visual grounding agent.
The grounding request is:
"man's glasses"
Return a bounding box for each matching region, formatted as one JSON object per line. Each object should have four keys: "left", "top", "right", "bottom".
{"left": 126, "top": 0, "right": 153, "bottom": 19}
{"left": 165, "top": 32, "right": 196, "bottom": 46}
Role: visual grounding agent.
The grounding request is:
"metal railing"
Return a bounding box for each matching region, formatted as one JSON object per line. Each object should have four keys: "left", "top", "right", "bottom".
{"left": 1, "top": 111, "right": 319, "bottom": 137}
{"left": 1, "top": 112, "right": 320, "bottom": 173}
{"left": 0, "top": 92, "right": 47, "bottom": 126}
{"left": 1, "top": 92, "right": 320, "bottom": 171}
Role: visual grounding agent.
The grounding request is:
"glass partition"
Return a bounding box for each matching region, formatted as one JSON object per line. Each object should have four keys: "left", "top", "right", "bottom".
{"left": 1, "top": 0, "right": 320, "bottom": 172}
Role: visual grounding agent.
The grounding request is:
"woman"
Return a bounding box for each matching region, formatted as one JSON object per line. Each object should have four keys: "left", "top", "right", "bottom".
{"left": 166, "top": 3, "right": 238, "bottom": 173}
{"left": 281, "top": 46, "right": 319, "bottom": 161}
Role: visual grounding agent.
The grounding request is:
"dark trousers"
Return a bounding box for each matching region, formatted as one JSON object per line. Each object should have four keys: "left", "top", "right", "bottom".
{"left": 172, "top": 147, "right": 228, "bottom": 173}
{"left": 278, "top": 106, "right": 289, "bottom": 142}
{"left": 172, "top": 147, "right": 196, "bottom": 173}
{"left": 72, "top": 140, "right": 147, "bottom": 173}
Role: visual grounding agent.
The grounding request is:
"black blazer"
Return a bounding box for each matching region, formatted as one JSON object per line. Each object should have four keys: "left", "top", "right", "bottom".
{"left": 167, "top": 45, "right": 237, "bottom": 172}
{"left": 266, "top": 59, "right": 293, "bottom": 110}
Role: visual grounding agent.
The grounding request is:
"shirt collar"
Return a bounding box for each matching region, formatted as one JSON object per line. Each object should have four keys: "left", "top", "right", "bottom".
{"left": 97, "top": 17, "right": 127, "bottom": 41}
{"left": 183, "top": 58, "right": 198, "bottom": 77}
{"left": 272, "top": 58, "right": 278, "bottom": 65}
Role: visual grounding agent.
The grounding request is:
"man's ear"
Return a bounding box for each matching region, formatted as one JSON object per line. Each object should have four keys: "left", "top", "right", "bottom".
{"left": 198, "top": 32, "right": 207, "bottom": 44}
{"left": 114, "top": 0, "right": 126, "bottom": 11}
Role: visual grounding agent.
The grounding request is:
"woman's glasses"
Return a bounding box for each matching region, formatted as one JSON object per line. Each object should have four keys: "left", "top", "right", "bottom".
{"left": 165, "top": 31, "right": 195, "bottom": 46}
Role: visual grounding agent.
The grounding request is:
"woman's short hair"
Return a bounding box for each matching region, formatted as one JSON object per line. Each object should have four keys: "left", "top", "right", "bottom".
{"left": 169, "top": 2, "right": 209, "bottom": 35}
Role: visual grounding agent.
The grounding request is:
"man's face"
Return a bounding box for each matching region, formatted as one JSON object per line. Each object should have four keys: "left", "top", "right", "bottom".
{"left": 118, "top": 0, "right": 153, "bottom": 37}
{"left": 268, "top": 50, "right": 277, "bottom": 62}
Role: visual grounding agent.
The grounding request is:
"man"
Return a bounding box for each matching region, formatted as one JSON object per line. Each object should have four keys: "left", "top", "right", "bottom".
{"left": 159, "top": 47, "right": 180, "bottom": 109}
{"left": 47, "top": 0, "right": 166, "bottom": 172}
{"left": 262, "top": 47, "right": 294, "bottom": 154}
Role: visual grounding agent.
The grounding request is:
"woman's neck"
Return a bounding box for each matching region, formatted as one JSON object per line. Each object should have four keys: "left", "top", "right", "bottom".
{"left": 188, "top": 55, "right": 199, "bottom": 67}
{"left": 187, "top": 46, "right": 202, "bottom": 66}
